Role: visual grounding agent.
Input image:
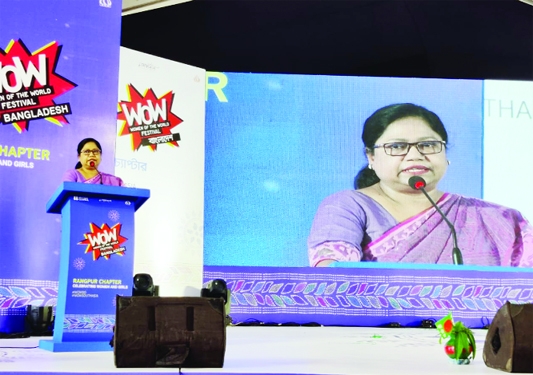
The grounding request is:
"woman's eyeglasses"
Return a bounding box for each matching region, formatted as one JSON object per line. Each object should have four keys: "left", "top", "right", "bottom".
{"left": 81, "top": 149, "right": 101, "bottom": 156}
{"left": 373, "top": 140, "right": 446, "bottom": 156}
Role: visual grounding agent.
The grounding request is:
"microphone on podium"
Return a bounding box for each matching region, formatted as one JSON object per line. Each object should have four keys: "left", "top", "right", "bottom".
{"left": 89, "top": 161, "right": 103, "bottom": 185}
{"left": 408, "top": 176, "right": 464, "bottom": 265}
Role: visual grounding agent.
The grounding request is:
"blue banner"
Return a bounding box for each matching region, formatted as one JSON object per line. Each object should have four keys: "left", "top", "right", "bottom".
{"left": 0, "top": 0, "right": 122, "bottom": 317}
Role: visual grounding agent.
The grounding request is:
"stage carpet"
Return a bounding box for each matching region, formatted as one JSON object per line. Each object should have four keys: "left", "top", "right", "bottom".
{"left": 0, "top": 326, "right": 494, "bottom": 375}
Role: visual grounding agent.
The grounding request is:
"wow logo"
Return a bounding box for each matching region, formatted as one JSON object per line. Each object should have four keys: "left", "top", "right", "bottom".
{"left": 78, "top": 223, "right": 128, "bottom": 261}
{"left": 118, "top": 84, "right": 183, "bottom": 151}
{"left": 0, "top": 39, "right": 77, "bottom": 133}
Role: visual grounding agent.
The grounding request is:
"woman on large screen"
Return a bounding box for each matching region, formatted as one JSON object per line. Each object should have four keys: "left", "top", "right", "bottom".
{"left": 308, "top": 103, "right": 533, "bottom": 267}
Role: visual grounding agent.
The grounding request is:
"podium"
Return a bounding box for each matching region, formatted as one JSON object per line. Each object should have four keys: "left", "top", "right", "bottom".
{"left": 39, "top": 182, "right": 150, "bottom": 352}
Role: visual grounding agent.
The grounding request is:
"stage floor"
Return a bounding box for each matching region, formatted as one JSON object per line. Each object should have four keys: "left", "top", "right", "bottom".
{"left": 0, "top": 326, "right": 494, "bottom": 375}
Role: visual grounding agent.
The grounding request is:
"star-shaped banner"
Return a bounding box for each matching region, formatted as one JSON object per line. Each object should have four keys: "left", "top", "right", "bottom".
{"left": 0, "top": 39, "right": 77, "bottom": 133}
{"left": 117, "top": 84, "right": 183, "bottom": 151}
{"left": 78, "top": 222, "right": 128, "bottom": 261}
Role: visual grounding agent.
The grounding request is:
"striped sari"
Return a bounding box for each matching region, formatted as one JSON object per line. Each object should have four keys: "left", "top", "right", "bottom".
{"left": 308, "top": 191, "right": 533, "bottom": 267}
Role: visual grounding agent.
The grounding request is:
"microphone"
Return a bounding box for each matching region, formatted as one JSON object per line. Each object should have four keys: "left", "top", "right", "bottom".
{"left": 408, "top": 176, "right": 463, "bottom": 265}
{"left": 89, "top": 161, "right": 103, "bottom": 185}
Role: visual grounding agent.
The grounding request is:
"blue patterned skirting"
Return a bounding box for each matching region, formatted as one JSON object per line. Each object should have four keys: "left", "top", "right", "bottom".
{"left": 203, "top": 264, "right": 533, "bottom": 328}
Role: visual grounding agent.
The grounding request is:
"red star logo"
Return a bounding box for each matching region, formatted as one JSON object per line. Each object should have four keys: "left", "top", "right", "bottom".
{"left": 78, "top": 223, "right": 128, "bottom": 261}
{"left": 117, "top": 84, "right": 183, "bottom": 151}
{"left": 0, "top": 39, "right": 77, "bottom": 132}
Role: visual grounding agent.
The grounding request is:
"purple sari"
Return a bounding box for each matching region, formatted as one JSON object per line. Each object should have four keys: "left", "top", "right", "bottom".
{"left": 62, "top": 169, "right": 124, "bottom": 187}
{"left": 308, "top": 190, "right": 533, "bottom": 267}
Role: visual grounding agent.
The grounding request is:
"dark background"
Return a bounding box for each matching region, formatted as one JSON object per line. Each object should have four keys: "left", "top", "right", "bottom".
{"left": 122, "top": 0, "right": 533, "bottom": 80}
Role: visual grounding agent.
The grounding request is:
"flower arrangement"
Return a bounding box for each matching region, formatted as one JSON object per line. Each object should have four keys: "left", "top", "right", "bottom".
{"left": 435, "top": 312, "right": 476, "bottom": 364}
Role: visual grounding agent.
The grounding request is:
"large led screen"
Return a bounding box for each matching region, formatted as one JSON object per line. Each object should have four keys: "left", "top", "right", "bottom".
{"left": 204, "top": 74, "right": 491, "bottom": 267}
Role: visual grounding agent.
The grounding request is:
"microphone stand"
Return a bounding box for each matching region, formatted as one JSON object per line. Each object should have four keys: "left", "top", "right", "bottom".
{"left": 408, "top": 176, "right": 464, "bottom": 265}
{"left": 89, "top": 161, "right": 103, "bottom": 185}
{"left": 418, "top": 187, "right": 464, "bottom": 265}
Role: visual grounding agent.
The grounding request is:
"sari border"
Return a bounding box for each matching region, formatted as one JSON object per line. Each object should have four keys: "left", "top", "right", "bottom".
{"left": 364, "top": 192, "right": 452, "bottom": 251}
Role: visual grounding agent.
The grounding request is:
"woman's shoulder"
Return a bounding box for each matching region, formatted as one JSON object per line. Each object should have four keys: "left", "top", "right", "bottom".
{"left": 62, "top": 168, "right": 82, "bottom": 182}
{"left": 100, "top": 172, "right": 124, "bottom": 186}
{"left": 323, "top": 189, "right": 369, "bottom": 200}
{"left": 450, "top": 193, "right": 527, "bottom": 218}
{"left": 320, "top": 189, "right": 384, "bottom": 210}
{"left": 452, "top": 193, "right": 507, "bottom": 208}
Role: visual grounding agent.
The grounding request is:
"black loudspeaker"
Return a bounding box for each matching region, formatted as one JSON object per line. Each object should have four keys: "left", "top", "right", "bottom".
{"left": 483, "top": 302, "right": 533, "bottom": 373}
{"left": 113, "top": 296, "right": 226, "bottom": 368}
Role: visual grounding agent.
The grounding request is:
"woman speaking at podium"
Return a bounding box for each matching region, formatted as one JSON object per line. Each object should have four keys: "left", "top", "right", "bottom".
{"left": 308, "top": 103, "right": 533, "bottom": 268}
{"left": 62, "top": 138, "right": 124, "bottom": 186}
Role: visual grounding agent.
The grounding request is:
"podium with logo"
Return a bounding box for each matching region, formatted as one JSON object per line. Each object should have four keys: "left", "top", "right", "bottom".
{"left": 39, "top": 182, "right": 150, "bottom": 352}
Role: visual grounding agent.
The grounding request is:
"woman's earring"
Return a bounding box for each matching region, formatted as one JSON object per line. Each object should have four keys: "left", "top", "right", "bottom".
{"left": 447, "top": 160, "right": 451, "bottom": 166}
{"left": 368, "top": 164, "right": 373, "bottom": 170}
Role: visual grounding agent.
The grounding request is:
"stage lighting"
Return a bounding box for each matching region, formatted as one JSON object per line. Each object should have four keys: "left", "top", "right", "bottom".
{"left": 201, "top": 279, "right": 231, "bottom": 323}
{"left": 132, "top": 273, "right": 158, "bottom": 296}
{"left": 201, "top": 279, "right": 227, "bottom": 302}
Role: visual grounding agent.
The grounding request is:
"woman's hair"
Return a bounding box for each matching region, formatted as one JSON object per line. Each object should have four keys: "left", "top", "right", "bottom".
{"left": 74, "top": 138, "right": 102, "bottom": 169}
{"left": 355, "top": 103, "right": 448, "bottom": 189}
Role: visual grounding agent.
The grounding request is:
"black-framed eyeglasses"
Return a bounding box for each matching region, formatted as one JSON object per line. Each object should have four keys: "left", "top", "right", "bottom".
{"left": 81, "top": 149, "right": 101, "bottom": 156}
{"left": 373, "top": 140, "right": 446, "bottom": 156}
